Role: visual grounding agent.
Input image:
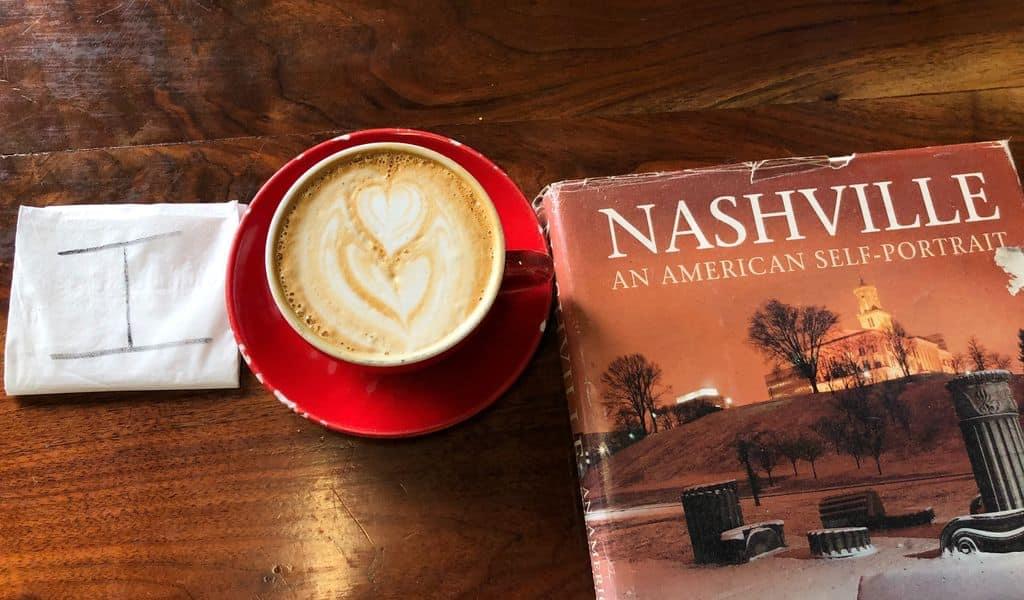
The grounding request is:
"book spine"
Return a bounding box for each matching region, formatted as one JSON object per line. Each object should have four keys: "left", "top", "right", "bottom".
{"left": 540, "top": 188, "right": 614, "bottom": 600}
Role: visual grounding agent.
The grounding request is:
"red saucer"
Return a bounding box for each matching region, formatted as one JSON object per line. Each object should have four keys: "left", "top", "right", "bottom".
{"left": 225, "top": 129, "right": 553, "bottom": 437}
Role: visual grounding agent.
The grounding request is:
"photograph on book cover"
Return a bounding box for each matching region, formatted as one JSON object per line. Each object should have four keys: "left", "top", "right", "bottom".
{"left": 542, "top": 141, "right": 1024, "bottom": 598}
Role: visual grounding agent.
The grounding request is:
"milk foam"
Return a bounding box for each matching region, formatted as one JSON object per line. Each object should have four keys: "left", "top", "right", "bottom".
{"left": 274, "top": 151, "right": 498, "bottom": 361}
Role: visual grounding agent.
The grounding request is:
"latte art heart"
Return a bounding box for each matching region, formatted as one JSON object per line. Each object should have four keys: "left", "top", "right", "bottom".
{"left": 274, "top": 149, "right": 499, "bottom": 363}
{"left": 343, "top": 244, "right": 432, "bottom": 323}
{"left": 353, "top": 181, "right": 427, "bottom": 257}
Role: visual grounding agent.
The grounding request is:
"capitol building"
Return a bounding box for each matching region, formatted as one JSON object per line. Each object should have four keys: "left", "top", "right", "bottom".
{"left": 764, "top": 280, "right": 955, "bottom": 399}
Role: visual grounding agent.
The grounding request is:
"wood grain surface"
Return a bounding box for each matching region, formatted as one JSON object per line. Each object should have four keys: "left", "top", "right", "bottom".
{"left": 1, "top": 1, "right": 1023, "bottom": 154}
{"left": 1, "top": 1, "right": 1023, "bottom": 598}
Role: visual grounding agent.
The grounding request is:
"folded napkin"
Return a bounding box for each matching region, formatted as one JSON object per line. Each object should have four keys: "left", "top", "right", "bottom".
{"left": 4, "top": 203, "right": 242, "bottom": 395}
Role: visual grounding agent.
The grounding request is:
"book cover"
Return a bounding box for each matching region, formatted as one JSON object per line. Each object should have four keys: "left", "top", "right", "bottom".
{"left": 541, "top": 141, "right": 1024, "bottom": 599}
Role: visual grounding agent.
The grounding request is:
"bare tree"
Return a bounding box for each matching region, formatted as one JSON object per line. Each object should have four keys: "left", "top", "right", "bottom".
{"left": 878, "top": 381, "right": 912, "bottom": 434}
{"left": 797, "top": 434, "right": 825, "bottom": 479}
{"left": 833, "top": 369, "right": 873, "bottom": 426}
{"left": 1018, "top": 329, "right": 1024, "bottom": 369}
{"left": 889, "top": 393, "right": 912, "bottom": 434}
{"left": 748, "top": 299, "right": 839, "bottom": 394}
{"left": 756, "top": 433, "right": 781, "bottom": 486}
{"left": 734, "top": 433, "right": 762, "bottom": 506}
{"left": 864, "top": 417, "right": 888, "bottom": 475}
{"left": 776, "top": 436, "right": 803, "bottom": 477}
{"left": 833, "top": 364, "right": 890, "bottom": 471}
{"left": 662, "top": 406, "right": 683, "bottom": 429}
{"left": 842, "top": 425, "right": 865, "bottom": 469}
{"left": 823, "top": 336, "right": 874, "bottom": 391}
{"left": 667, "top": 398, "right": 722, "bottom": 427}
{"left": 612, "top": 407, "right": 643, "bottom": 439}
{"left": 811, "top": 416, "right": 845, "bottom": 455}
{"left": 885, "top": 321, "right": 912, "bottom": 377}
{"left": 831, "top": 377, "right": 891, "bottom": 473}
{"left": 991, "top": 353, "right": 1013, "bottom": 370}
{"left": 951, "top": 353, "right": 966, "bottom": 374}
{"left": 967, "top": 336, "right": 989, "bottom": 372}
{"left": 601, "top": 354, "right": 669, "bottom": 435}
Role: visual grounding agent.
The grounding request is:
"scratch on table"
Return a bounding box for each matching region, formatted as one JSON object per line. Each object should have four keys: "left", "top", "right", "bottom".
{"left": 95, "top": 3, "right": 125, "bottom": 19}
{"left": 0, "top": 114, "right": 34, "bottom": 137}
{"left": 398, "top": 481, "right": 408, "bottom": 496}
{"left": 367, "top": 546, "right": 384, "bottom": 583}
{"left": 20, "top": 17, "right": 41, "bottom": 36}
{"left": 327, "top": 534, "right": 351, "bottom": 565}
{"left": 331, "top": 486, "right": 374, "bottom": 546}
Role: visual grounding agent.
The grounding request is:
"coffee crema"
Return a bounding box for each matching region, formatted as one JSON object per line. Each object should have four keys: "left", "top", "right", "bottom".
{"left": 274, "top": 150, "right": 499, "bottom": 362}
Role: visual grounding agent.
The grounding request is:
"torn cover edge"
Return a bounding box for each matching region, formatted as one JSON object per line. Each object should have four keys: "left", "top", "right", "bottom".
{"left": 536, "top": 139, "right": 1012, "bottom": 198}
{"left": 995, "top": 247, "right": 1024, "bottom": 296}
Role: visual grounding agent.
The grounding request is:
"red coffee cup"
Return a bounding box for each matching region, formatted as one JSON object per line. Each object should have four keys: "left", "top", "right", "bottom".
{"left": 264, "top": 139, "right": 552, "bottom": 371}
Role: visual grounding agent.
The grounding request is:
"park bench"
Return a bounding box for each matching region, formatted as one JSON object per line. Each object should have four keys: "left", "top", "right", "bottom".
{"left": 819, "top": 489, "right": 934, "bottom": 530}
{"left": 720, "top": 521, "right": 786, "bottom": 563}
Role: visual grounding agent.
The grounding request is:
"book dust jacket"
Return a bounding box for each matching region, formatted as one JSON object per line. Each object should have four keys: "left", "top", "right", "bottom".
{"left": 540, "top": 141, "right": 1024, "bottom": 599}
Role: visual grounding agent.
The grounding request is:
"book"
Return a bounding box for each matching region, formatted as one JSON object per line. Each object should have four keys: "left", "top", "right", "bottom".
{"left": 539, "top": 141, "right": 1024, "bottom": 599}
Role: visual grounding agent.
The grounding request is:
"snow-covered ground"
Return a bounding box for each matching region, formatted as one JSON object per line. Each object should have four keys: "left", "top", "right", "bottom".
{"left": 583, "top": 475, "right": 1021, "bottom": 598}
{"left": 606, "top": 537, "right": 1024, "bottom": 599}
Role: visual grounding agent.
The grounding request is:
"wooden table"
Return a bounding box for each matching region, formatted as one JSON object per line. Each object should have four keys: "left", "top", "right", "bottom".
{"left": 1, "top": 2, "right": 1022, "bottom": 598}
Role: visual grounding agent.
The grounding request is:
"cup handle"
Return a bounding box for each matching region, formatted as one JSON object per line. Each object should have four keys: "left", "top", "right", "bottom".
{"left": 500, "top": 249, "right": 554, "bottom": 293}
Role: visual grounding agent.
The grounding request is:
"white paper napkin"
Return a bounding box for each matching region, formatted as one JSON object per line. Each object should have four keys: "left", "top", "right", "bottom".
{"left": 4, "top": 202, "right": 243, "bottom": 395}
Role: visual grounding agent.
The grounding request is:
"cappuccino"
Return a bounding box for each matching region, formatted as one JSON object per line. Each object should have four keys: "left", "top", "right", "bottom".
{"left": 273, "top": 148, "right": 501, "bottom": 363}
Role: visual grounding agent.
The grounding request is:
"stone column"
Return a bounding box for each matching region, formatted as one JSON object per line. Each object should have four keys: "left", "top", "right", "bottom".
{"left": 947, "top": 371, "right": 1024, "bottom": 513}
{"left": 681, "top": 480, "right": 744, "bottom": 564}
